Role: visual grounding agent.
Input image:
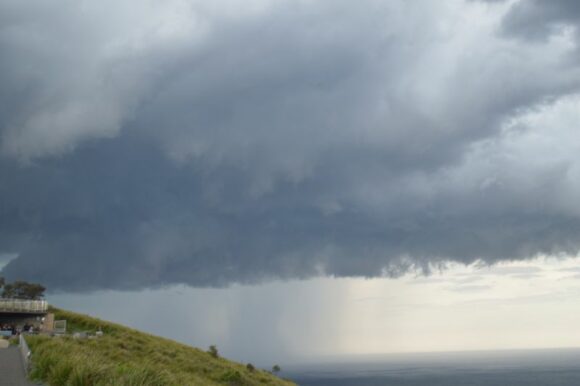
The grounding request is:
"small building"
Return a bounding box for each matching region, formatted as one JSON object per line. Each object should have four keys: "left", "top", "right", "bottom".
{"left": 0, "top": 299, "right": 53, "bottom": 335}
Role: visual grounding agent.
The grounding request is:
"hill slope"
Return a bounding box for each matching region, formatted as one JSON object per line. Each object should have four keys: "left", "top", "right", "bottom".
{"left": 25, "top": 307, "right": 295, "bottom": 386}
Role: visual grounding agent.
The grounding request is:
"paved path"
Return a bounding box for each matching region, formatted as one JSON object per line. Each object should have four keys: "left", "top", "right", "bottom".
{"left": 0, "top": 347, "right": 34, "bottom": 386}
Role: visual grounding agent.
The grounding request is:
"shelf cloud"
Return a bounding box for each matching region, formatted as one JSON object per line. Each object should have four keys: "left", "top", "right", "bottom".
{"left": 2, "top": 0, "right": 580, "bottom": 291}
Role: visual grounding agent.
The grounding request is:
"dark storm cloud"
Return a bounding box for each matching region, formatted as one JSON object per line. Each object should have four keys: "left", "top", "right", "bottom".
{"left": 499, "top": 0, "right": 580, "bottom": 42}
{"left": 2, "top": 0, "right": 580, "bottom": 291}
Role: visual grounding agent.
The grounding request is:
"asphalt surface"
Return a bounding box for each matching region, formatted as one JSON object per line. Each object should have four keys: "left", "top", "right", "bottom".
{"left": 0, "top": 346, "right": 34, "bottom": 386}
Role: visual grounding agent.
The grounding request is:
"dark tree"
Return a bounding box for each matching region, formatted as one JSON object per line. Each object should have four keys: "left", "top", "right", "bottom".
{"left": 1, "top": 280, "right": 46, "bottom": 299}
{"left": 208, "top": 345, "right": 219, "bottom": 358}
{"left": 272, "top": 365, "right": 281, "bottom": 374}
{"left": 246, "top": 363, "right": 255, "bottom": 372}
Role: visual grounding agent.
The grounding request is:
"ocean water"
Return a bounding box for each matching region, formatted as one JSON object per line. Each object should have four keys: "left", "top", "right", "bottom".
{"left": 284, "top": 349, "right": 580, "bottom": 386}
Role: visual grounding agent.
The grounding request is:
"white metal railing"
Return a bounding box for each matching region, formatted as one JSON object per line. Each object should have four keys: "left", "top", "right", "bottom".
{"left": 0, "top": 299, "right": 48, "bottom": 313}
{"left": 19, "top": 333, "right": 31, "bottom": 375}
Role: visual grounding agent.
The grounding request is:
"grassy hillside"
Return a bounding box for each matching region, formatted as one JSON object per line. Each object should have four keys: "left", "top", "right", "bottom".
{"left": 25, "top": 307, "right": 295, "bottom": 386}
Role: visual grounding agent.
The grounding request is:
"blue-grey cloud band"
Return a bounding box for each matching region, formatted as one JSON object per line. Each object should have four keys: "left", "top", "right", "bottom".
{"left": 1, "top": 0, "right": 580, "bottom": 291}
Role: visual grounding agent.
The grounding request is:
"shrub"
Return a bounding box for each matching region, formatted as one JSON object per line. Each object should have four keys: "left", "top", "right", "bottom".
{"left": 219, "top": 370, "right": 243, "bottom": 385}
{"left": 208, "top": 345, "right": 219, "bottom": 358}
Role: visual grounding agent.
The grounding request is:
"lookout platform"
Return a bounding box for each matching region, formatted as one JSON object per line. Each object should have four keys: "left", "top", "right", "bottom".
{"left": 1, "top": 299, "right": 52, "bottom": 335}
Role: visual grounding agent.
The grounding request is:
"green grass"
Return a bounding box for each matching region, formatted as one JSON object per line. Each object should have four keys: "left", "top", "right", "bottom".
{"left": 25, "top": 307, "right": 295, "bottom": 386}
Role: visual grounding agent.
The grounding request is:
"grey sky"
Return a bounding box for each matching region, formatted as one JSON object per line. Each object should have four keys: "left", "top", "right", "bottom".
{"left": 48, "top": 256, "right": 580, "bottom": 365}
{"left": 1, "top": 0, "right": 580, "bottom": 291}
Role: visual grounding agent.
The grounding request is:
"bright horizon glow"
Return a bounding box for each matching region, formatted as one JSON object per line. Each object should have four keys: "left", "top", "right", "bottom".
{"left": 334, "top": 255, "right": 580, "bottom": 356}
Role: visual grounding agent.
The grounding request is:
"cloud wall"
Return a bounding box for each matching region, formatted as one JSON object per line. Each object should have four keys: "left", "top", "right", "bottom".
{"left": 1, "top": 0, "right": 580, "bottom": 290}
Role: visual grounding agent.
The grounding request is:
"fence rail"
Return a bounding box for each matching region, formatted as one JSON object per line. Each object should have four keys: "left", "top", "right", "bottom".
{"left": 19, "top": 334, "right": 31, "bottom": 375}
{"left": 0, "top": 299, "right": 48, "bottom": 313}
